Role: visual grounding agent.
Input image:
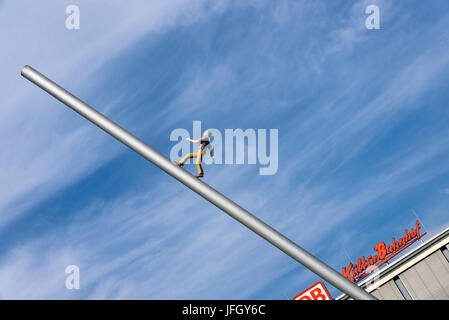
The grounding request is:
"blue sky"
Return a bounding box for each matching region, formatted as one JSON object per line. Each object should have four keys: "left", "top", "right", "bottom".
{"left": 1, "top": 0, "right": 449, "bottom": 299}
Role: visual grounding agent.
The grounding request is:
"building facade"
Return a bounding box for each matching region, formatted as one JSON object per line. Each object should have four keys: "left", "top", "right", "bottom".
{"left": 337, "top": 225, "right": 449, "bottom": 300}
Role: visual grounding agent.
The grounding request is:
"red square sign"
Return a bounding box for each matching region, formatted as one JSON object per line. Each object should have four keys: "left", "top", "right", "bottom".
{"left": 293, "top": 281, "right": 332, "bottom": 300}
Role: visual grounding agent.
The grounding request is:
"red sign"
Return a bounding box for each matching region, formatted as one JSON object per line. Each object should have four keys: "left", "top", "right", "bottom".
{"left": 342, "top": 220, "right": 426, "bottom": 283}
{"left": 293, "top": 281, "right": 332, "bottom": 300}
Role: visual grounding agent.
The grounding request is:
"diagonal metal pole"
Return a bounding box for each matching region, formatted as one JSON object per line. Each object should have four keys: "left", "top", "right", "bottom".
{"left": 21, "top": 65, "right": 376, "bottom": 300}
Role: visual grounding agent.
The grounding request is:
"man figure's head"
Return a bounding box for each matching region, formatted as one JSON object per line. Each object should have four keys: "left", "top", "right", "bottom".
{"left": 203, "top": 130, "right": 212, "bottom": 139}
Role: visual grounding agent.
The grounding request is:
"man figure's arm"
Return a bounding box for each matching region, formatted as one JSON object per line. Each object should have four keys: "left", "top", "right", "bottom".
{"left": 207, "top": 144, "right": 215, "bottom": 162}
{"left": 186, "top": 137, "right": 200, "bottom": 143}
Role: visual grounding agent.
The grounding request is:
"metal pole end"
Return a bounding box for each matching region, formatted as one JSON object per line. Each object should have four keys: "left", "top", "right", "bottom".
{"left": 21, "top": 65, "right": 33, "bottom": 77}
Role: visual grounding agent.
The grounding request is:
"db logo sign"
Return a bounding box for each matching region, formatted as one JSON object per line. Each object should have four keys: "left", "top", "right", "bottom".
{"left": 293, "top": 281, "right": 332, "bottom": 300}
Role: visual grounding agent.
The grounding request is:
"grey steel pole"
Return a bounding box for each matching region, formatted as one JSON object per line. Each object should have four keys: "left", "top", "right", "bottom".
{"left": 21, "top": 65, "right": 376, "bottom": 300}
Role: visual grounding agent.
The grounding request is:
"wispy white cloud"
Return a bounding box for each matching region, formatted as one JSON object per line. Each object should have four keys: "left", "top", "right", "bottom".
{"left": 0, "top": 0, "right": 231, "bottom": 228}
{"left": 0, "top": 174, "right": 295, "bottom": 299}
{"left": 281, "top": 10, "right": 449, "bottom": 182}
{"left": 2, "top": 0, "right": 449, "bottom": 300}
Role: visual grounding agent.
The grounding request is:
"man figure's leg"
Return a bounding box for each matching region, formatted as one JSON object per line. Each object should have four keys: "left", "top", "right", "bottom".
{"left": 178, "top": 152, "right": 196, "bottom": 167}
{"left": 196, "top": 151, "right": 204, "bottom": 178}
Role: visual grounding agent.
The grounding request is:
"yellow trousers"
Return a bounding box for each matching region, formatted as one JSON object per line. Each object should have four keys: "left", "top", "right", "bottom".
{"left": 179, "top": 151, "right": 204, "bottom": 175}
